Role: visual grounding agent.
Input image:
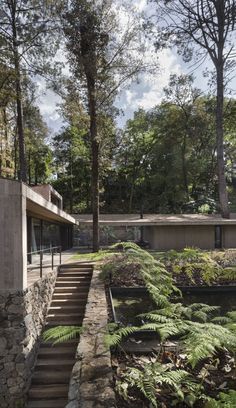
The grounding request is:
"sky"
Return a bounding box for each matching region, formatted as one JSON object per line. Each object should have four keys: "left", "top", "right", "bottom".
{"left": 36, "top": 0, "right": 231, "bottom": 135}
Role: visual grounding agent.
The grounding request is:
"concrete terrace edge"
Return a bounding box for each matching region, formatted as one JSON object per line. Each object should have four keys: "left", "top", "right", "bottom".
{"left": 66, "top": 267, "right": 116, "bottom": 408}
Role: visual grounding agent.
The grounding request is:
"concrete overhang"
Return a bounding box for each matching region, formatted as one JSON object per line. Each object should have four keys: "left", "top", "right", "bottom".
{"left": 23, "top": 184, "right": 78, "bottom": 225}
{"left": 73, "top": 213, "right": 236, "bottom": 227}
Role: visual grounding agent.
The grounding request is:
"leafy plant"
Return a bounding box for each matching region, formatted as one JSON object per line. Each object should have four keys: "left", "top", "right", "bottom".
{"left": 117, "top": 362, "right": 201, "bottom": 408}
{"left": 43, "top": 325, "right": 83, "bottom": 345}
{"left": 156, "top": 248, "right": 224, "bottom": 285}
{"left": 205, "top": 390, "right": 236, "bottom": 407}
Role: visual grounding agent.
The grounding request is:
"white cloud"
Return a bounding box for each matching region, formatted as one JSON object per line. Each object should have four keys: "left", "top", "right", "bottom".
{"left": 134, "top": 0, "right": 147, "bottom": 12}
{"left": 116, "top": 48, "right": 183, "bottom": 126}
{"left": 135, "top": 49, "right": 182, "bottom": 109}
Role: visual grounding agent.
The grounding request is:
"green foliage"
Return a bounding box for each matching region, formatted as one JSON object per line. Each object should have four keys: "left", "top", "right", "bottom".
{"left": 101, "top": 243, "right": 179, "bottom": 306}
{"left": 157, "top": 248, "right": 224, "bottom": 285}
{"left": 118, "top": 362, "right": 200, "bottom": 408}
{"left": 220, "top": 267, "right": 236, "bottom": 281}
{"left": 43, "top": 325, "right": 83, "bottom": 345}
{"left": 205, "top": 390, "right": 236, "bottom": 407}
{"left": 183, "top": 322, "right": 236, "bottom": 367}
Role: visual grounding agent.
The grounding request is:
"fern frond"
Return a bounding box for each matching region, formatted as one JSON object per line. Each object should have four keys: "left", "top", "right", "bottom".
{"left": 125, "top": 366, "right": 158, "bottom": 407}
{"left": 227, "top": 311, "right": 236, "bottom": 322}
{"left": 138, "top": 312, "right": 173, "bottom": 324}
{"left": 183, "top": 323, "right": 236, "bottom": 367}
{"left": 104, "top": 326, "right": 141, "bottom": 347}
{"left": 211, "top": 316, "right": 232, "bottom": 325}
{"left": 205, "top": 389, "right": 236, "bottom": 407}
{"left": 43, "top": 325, "right": 83, "bottom": 345}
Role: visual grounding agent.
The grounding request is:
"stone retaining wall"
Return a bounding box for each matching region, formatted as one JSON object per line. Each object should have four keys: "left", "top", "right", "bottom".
{"left": 66, "top": 268, "right": 116, "bottom": 408}
{"left": 0, "top": 270, "right": 57, "bottom": 408}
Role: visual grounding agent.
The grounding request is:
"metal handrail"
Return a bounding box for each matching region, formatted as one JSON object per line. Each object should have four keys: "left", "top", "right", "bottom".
{"left": 27, "top": 246, "right": 62, "bottom": 278}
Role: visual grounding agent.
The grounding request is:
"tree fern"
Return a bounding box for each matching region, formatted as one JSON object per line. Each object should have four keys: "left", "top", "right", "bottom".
{"left": 43, "top": 325, "right": 83, "bottom": 345}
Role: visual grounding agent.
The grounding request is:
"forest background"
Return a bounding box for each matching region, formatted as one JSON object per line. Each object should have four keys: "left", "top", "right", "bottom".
{"left": 1, "top": 0, "right": 236, "bottom": 249}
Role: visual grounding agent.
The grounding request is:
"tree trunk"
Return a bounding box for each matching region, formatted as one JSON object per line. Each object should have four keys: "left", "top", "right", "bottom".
{"left": 12, "top": 6, "right": 27, "bottom": 182}
{"left": 181, "top": 133, "right": 189, "bottom": 200}
{"left": 129, "top": 181, "right": 135, "bottom": 213}
{"left": 216, "top": 63, "right": 230, "bottom": 218}
{"left": 28, "top": 150, "right": 31, "bottom": 185}
{"left": 87, "top": 78, "right": 99, "bottom": 252}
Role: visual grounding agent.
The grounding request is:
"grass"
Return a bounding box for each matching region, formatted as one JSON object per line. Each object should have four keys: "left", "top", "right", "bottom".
{"left": 73, "top": 248, "right": 119, "bottom": 262}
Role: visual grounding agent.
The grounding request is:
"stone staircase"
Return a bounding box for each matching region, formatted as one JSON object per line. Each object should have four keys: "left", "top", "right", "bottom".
{"left": 27, "top": 263, "right": 93, "bottom": 408}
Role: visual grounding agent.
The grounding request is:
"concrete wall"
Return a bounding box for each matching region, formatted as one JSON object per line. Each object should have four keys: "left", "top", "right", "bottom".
{"left": 0, "top": 179, "right": 27, "bottom": 290}
{"left": 0, "top": 270, "right": 57, "bottom": 408}
{"left": 144, "top": 225, "right": 215, "bottom": 250}
{"left": 223, "top": 226, "right": 236, "bottom": 248}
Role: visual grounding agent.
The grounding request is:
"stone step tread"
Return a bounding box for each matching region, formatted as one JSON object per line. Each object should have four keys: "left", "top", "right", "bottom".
{"left": 56, "top": 279, "right": 91, "bottom": 283}
{"left": 28, "top": 384, "right": 68, "bottom": 399}
{"left": 50, "top": 303, "right": 86, "bottom": 308}
{"left": 57, "top": 273, "right": 91, "bottom": 276}
{"left": 46, "top": 317, "right": 83, "bottom": 323}
{"left": 46, "top": 321, "right": 83, "bottom": 327}
{"left": 60, "top": 264, "right": 93, "bottom": 268}
{"left": 32, "top": 370, "right": 71, "bottom": 384}
{"left": 52, "top": 292, "right": 88, "bottom": 296}
{"left": 59, "top": 268, "right": 93, "bottom": 272}
{"left": 57, "top": 277, "right": 91, "bottom": 280}
{"left": 27, "top": 400, "right": 68, "bottom": 408}
{"left": 38, "top": 347, "right": 75, "bottom": 355}
{"left": 54, "top": 287, "right": 89, "bottom": 291}
{"left": 54, "top": 285, "right": 90, "bottom": 288}
{"left": 49, "top": 305, "right": 86, "bottom": 311}
{"left": 50, "top": 298, "right": 86, "bottom": 302}
{"left": 47, "top": 312, "right": 84, "bottom": 317}
{"left": 58, "top": 271, "right": 92, "bottom": 278}
{"left": 35, "top": 359, "right": 74, "bottom": 368}
{"left": 40, "top": 339, "right": 78, "bottom": 347}
{"left": 52, "top": 290, "right": 89, "bottom": 293}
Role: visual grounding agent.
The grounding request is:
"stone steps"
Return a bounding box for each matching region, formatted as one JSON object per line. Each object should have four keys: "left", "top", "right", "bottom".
{"left": 27, "top": 263, "right": 93, "bottom": 407}
{"left": 29, "top": 384, "right": 69, "bottom": 399}
{"left": 52, "top": 291, "right": 89, "bottom": 297}
{"left": 37, "top": 347, "right": 75, "bottom": 358}
{"left": 32, "top": 370, "right": 72, "bottom": 384}
{"left": 28, "top": 400, "right": 68, "bottom": 408}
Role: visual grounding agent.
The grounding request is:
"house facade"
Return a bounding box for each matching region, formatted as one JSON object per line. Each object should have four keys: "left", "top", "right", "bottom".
{"left": 0, "top": 178, "right": 76, "bottom": 290}
{"left": 73, "top": 213, "right": 236, "bottom": 250}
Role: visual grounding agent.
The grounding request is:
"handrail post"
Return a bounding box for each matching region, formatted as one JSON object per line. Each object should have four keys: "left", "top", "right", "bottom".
{"left": 52, "top": 248, "right": 54, "bottom": 270}
{"left": 40, "top": 250, "right": 43, "bottom": 278}
{"left": 60, "top": 246, "right": 62, "bottom": 265}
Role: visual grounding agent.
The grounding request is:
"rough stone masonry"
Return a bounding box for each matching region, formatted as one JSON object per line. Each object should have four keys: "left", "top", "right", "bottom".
{"left": 0, "top": 270, "right": 56, "bottom": 408}
{"left": 66, "top": 268, "right": 116, "bottom": 408}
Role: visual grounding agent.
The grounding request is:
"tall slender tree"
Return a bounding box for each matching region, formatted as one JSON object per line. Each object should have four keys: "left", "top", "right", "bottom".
{"left": 0, "top": 0, "right": 61, "bottom": 181}
{"left": 154, "top": 0, "right": 236, "bottom": 217}
{"left": 64, "top": 0, "right": 151, "bottom": 251}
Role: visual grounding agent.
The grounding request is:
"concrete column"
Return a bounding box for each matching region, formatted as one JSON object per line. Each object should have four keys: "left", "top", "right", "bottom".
{"left": 0, "top": 179, "right": 27, "bottom": 290}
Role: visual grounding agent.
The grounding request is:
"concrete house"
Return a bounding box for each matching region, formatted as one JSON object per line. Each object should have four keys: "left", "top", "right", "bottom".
{"left": 74, "top": 213, "right": 236, "bottom": 250}
{"left": 0, "top": 178, "right": 76, "bottom": 290}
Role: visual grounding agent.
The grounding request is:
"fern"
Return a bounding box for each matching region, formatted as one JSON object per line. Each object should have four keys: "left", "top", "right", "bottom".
{"left": 119, "top": 362, "right": 200, "bottom": 407}
{"left": 205, "top": 390, "right": 236, "bottom": 407}
{"left": 183, "top": 322, "right": 236, "bottom": 367}
{"left": 43, "top": 325, "right": 83, "bottom": 345}
{"left": 104, "top": 326, "right": 142, "bottom": 347}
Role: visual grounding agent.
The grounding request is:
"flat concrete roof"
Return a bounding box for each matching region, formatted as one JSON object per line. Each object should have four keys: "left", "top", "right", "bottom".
{"left": 73, "top": 213, "right": 236, "bottom": 226}
{"left": 25, "top": 184, "right": 77, "bottom": 225}
{"left": 0, "top": 178, "right": 77, "bottom": 225}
